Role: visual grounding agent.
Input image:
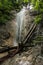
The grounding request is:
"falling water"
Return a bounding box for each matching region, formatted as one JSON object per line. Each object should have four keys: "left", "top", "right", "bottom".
{"left": 16, "top": 6, "right": 26, "bottom": 44}
{"left": 13, "top": 6, "right": 26, "bottom": 46}
{"left": 13, "top": 4, "right": 33, "bottom": 46}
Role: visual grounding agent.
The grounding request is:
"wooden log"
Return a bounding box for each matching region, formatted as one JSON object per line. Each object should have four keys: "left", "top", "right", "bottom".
{"left": 0, "top": 47, "right": 20, "bottom": 63}
{"left": 0, "top": 46, "right": 18, "bottom": 53}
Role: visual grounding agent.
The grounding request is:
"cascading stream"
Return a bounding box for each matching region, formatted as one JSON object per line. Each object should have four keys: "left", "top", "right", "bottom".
{"left": 15, "top": 6, "right": 26, "bottom": 45}
{"left": 13, "top": 4, "right": 33, "bottom": 46}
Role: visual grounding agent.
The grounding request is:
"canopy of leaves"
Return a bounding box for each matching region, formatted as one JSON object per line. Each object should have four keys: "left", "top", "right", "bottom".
{"left": 0, "top": 0, "right": 43, "bottom": 24}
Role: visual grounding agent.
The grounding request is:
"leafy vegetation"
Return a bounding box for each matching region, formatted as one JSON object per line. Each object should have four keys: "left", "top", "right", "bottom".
{"left": 0, "top": 0, "right": 43, "bottom": 24}
{"left": 0, "top": 0, "right": 28, "bottom": 23}
{"left": 0, "top": 0, "right": 13, "bottom": 23}
{"left": 31, "top": 0, "right": 43, "bottom": 23}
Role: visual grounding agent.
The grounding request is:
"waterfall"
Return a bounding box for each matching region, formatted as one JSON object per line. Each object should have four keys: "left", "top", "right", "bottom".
{"left": 13, "top": 4, "right": 33, "bottom": 46}
{"left": 16, "top": 6, "right": 26, "bottom": 44}
{"left": 27, "top": 4, "right": 33, "bottom": 10}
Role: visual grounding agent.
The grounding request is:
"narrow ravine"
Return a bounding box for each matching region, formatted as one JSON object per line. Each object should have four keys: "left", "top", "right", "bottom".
{"left": 0, "top": 4, "right": 43, "bottom": 65}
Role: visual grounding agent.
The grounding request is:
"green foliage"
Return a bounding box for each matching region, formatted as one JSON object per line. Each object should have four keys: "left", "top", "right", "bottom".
{"left": 0, "top": 0, "right": 13, "bottom": 23}
{"left": 31, "top": 0, "right": 43, "bottom": 24}
{"left": 23, "top": 0, "right": 29, "bottom": 3}
{"left": 0, "top": 0, "right": 29, "bottom": 23}
{"left": 34, "top": 15, "right": 42, "bottom": 24}
{"left": 34, "top": 0, "right": 40, "bottom": 10}
{"left": 31, "top": 0, "right": 36, "bottom": 5}
{"left": 0, "top": 0, "right": 23, "bottom": 23}
{"left": 0, "top": 0, "right": 43, "bottom": 24}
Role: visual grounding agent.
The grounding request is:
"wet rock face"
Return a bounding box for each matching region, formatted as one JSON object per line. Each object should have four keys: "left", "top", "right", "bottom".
{"left": 0, "top": 19, "right": 17, "bottom": 46}
{"left": 0, "top": 31, "right": 10, "bottom": 40}
{"left": 21, "top": 9, "right": 34, "bottom": 40}
{"left": 0, "top": 28, "right": 11, "bottom": 46}
{"left": 0, "top": 10, "right": 17, "bottom": 46}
